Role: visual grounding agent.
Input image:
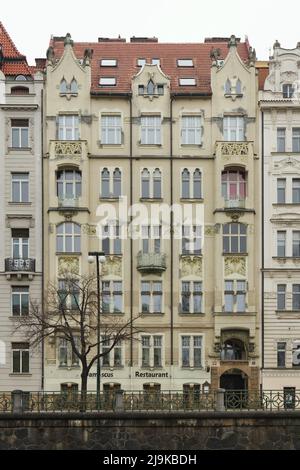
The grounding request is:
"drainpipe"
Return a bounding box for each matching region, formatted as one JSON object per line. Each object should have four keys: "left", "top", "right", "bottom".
{"left": 41, "top": 87, "right": 45, "bottom": 391}
{"left": 261, "top": 110, "right": 265, "bottom": 372}
{"left": 170, "top": 96, "right": 174, "bottom": 366}
{"left": 130, "top": 96, "right": 133, "bottom": 368}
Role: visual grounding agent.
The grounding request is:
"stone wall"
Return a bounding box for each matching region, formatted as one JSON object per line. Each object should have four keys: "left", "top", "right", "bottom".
{"left": 1, "top": 412, "right": 300, "bottom": 450}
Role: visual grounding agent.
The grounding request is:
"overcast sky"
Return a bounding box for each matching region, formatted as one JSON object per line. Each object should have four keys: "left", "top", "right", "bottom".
{"left": 2, "top": 0, "right": 300, "bottom": 64}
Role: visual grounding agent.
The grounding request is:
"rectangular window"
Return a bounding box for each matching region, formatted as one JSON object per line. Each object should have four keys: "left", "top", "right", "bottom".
{"left": 223, "top": 116, "right": 244, "bottom": 141}
{"left": 277, "top": 128, "right": 286, "bottom": 152}
{"left": 277, "top": 231, "right": 286, "bottom": 257}
{"left": 101, "top": 336, "right": 122, "bottom": 367}
{"left": 181, "top": 116, "right": 202, "bottom": 145}
{"left": 277, "top": 284, "right": 286, "bottom": 310}
{"left": 101, "top": 115, "right": 122, "bottom": 145}
{"left": 102, "top": 281, "right": 123, "bottom": 313}
{"left": 12, "top": 287, "right": 29, "bottom": 317}
{"left": 224, "top": 280, "right": 247, "bottom": 312}
{"left": 283, "top": 84, "right": 294, "bottom": 98}
{"left": 152, "top": 58, "right": 160, "bottom": 65}
{"left": 293, "top": 179, "right": 300, "bottom": 203}
{"left": 12, "top": 342, "right": 29, "bottom": 373}
{"left": 58, "top": 115, "right": 79, "bottom": 140}
{"left": 181, "top": 281, "right": 203, "bottom": 314}
{"left": 224, "top": 280, "right": 234, "bottom": 312}
{"left": 179, "top": 78, "right": 196, "bottom": 86}
{"left": 11, "top": 119, "right": 29, "bottom": 148}
{"left": 99, "top": 77, "right": 116, "bottom": 86}
{"left": 58, "top": 337, "right": 79, "bottom": 367}
{"left": 293, "top": 231, "right": 300, "bottom": 257}
{"left": 277, "top": 342, "right": 286, "bottom": 367}
{"left": 293, "top": 128, "right": 300, "bottom": 152}
{"left": 277, "top": 178, "right": 286, "bottom": 203}
{"left": 182, "top": 225, "right": 202, "bottom": 255}
{"left": 181, "top": 336, "right": 202, "bottom": 368}
{"left": 137, "top": 58, "right": 146, "bottom": 67}
{"left": 293, "top": 284, "right": 300, "bottom": 310}
{"left": 100, "top": 59, "right": 117, "bottom": 67}
{"left": 141, "top": 225, "right": 161, "bottom": 254}
{"left": 292, "top": 341, "right": 300, "bottom": 367}
{"left": 102, "top": 224, "right": 122, "bottom": 255}
{"left": 141, "top": 281, "right": 162, "bottom": 313}
{"left": 12, "top": 173, "right": 29, "bottom": 202}
{"left": 142, "top": 336, "right": 150, "bottom": 367}
{"left": 153, "top": 336, "right": 162, "bottom": 367}
{"left": 177, "top": 59, "right": 194, "bottom": 67}
{"left": 141, "top": 116, "right": 161, "bottom": 145}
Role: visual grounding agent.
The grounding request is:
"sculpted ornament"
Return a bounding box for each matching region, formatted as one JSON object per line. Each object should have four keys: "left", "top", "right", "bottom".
{"left": 58, "top": 256, "right": 80, "bottom": 275}
{"left": 102, "top": 256, "right": 122, "bottom": 277}
{"left": 180, "top": 256, "right": 202, "bottom": 277}
{"left": 224, "top": 257, "right": 246, "bottom": 277}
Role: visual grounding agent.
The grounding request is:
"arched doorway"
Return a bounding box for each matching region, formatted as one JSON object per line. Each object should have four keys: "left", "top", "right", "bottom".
{"left": 220, "top": 368, "right": 248, "bottom": 391}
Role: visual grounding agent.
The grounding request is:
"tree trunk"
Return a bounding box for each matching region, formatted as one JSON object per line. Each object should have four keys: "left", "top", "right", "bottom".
{"left": 80, "top": 368, "right": 89, "bottom": 411}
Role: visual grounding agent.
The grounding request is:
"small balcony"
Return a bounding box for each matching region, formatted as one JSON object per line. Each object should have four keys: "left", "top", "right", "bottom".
{"left": 49, "top": 140, "right": 87, "bottom": 160}
{"left": 58, "top": 196, "right": 79, "bottom": 208}
{"left": 5, "top": 258, "right": 36, "bottom": 273}
{"left": 224, "top": 198, "right": 245, "bottom": 209}
{"left": 137, "top": 252, "right": 167, "bottom": 274}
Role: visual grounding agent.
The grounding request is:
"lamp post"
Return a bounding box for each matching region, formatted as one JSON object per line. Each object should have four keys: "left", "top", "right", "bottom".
{"left": 88, "top": 251, "right": 106, "bottom": 403}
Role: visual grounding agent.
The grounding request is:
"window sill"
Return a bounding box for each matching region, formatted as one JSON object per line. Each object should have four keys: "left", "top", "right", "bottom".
{"left": 180, "top": 253, "right": 202, "bottom": 257}
{"left": 99, "top": 197, "right": 121, "bottom": 202}
{"left": 8, "top": 147, "right": 32, "bottom": 152}
{"left": 56, "top": 252, "right": 82, "bottom": 256}
{"left": 273, "top": 257, "right": 300, "bottom": 260}
{"left": 102, "top": 312, "right": 125, "bottom": 316}
{"left": 8, "top": 202, "right": 32, "bottom": 205}
{"left": 139, "top": 198, "right": 163, "bottom": 202}
{"left": 98, "top": 143, "right": 124, "bottom": 148}
{"left": 180, "top": 144, "right": 203, "bottom": 148}
{"left": 140, "top": 312, "right": 165, "bottom": 316}
{"left": 101, "top": 366, "right": 124, "bottom": 370}
{"left": 58, "top": 365, "right": 81, "bottom": 369}
{"left": 222, "top": 252, "right": 248, "bottom": 256}
{"left": 9, "top": 373, "right": 32, "bottom": 377}
{"left": 273, "top": 203, "right": 300, "bottom": 206}
{"left": 181, "top": 367, "right": 204, "bottom": 370}
{"left": 139, "top": 144, "right": 162, "bottom": 148}
{"left": 180, "top": 198, "right": 204, "bottom": 203}
{"left": 178, "top": 312, "right": 205, "bottom": 316}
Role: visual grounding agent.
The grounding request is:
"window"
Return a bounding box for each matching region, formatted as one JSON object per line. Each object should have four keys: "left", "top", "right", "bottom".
{"left": 236, "top": 79, "right": 242, "bottom": 94}
{"left": 147, "top": 80, "right": 155, "bottom": 95}
{"left": 277, "top": 178, "right": 286, "bottom": 203}
{"left": 141, "top": 168, "right": 162, "bottom": 198}
{"left": 283, "top": 84, "right": 294, "bottom": 98}
{"left": 225, "top": 79, "right": 231, "bottom": 94}
{"left": 70, "top": 78, "right": 78, "bottom": 94}
{"left": 58, "top": 337, "right": 79, "bottom": 367}
{"left": 12, "top": 343, "right": 29, "bottom": 373}
{"left": 56, "top": 222, "right": 81, "bottom": 253}
{"left": 11, "top": 86, "right": 29, "bottom": 95}
{"left": 137, "top": 58, "right": 146, "bottom": 67}
{"left": 179, "top": 78, "right": 196, "bottom": 86}
{"left": 141, "top": 225, "right": 161, "bottom": 254}
{"left": 157, "top": 84, "right": 164, "bottom": 95}
{"left": 101, "top": 336, "right": 122, "bottom": 367}
{"left": 177, "top": 59, "right": 194, "bottom": 67}
{"left": 138, "top": 85, "right": 145, "bottom": 95}
{"left": 277, "top": 284, "right": 286, "bottom": 310}
{"left": 277, "top": 342, "right": 286, "bottom": 367}
{"left": 58, "top": 115, "right": 79, "bottom": 140}
{"left": 222, "top": 169, "right": 246, "bottom": 202}
{"left": 221, "top": 339, "right": 246, "bottom": 361}
{"left": 57, "top": 169, "right": 81, "bottom": 200}
{"left": 102, "top": 281, "right": 123, "bottom": 313}
{"left": 293, "top": 284, "right": 300, "bottom": 310}
{"left": 277, "top": 231, "right": 286, "bottom": 257}
{"left": 152, "top": 58, "right": 160, "bottom": 65}
{"left": 15, "top": 75, "right": 27, "bottom": 81}
{"left": 277, "top": 128, "right": 286, "bottom": 152}
{"left": 101, "top": 115, "right": 122, "bottom": 145}
{"left": 292, "top": 128, "right": 300, "bottom": 152}
{"left": 101, "top": 59, "right": 117, "bottom": 67}
{"left": 58, "top": 279, "right": 80, "bottom": 310}
{"left": 182, "top": 169, "right": 190, "bottom": 199}
{"left": 293, "top": 179, "right": 300, "bottom": 203}
{"left": 181, "top": 336, "right": 202, "bottom": 368}
{"left": 181, "top": 168, "right": 202, "bottom": 199}
{"left": 141, "top": 281, "right": 162, "bottom": 313}
{"left": 182, "top": 225, "right": 202, "bottom": 255}
{"left": 181, "top": 281, "right": 203, "bottom": 314}
{"left": 12, "top": 287, "right": 29, "bottom": 317}
{"left": 141, "top": 116, "right": 161, "bottom": 145}
{"left": 224, "top": 280, "right": 247, "bottom": 312}
{"left": 100, "top": 168, "right": 122, "bottom": 198}
{"left": 11, "top": 173, "right": 29, "bottom": 203}
{"left": 102, "top": 223, "right": 122, "bottom": 254}
{"left": 141, "top": 335, "right": 163, "bottom": 367}
{"left": 12, "top": 229, "right": 29, "bottom": 259}
{"left": 223, "top": 223, "right": 247, "bottom": 253}
{"left": 99, "top": 77, "right": 116, "bottom": 86}
{"left": 60, "top": 78, "right": 67, "bottom": 93}
{"left": 11, "top": 119, "right": 29, "bottom": 148}
{"left": 59, "top": 78, "right": 78, "bottom": 94}
{"left": 223, "top": 116, "right": 244, "bottom": 141}
{"left": 292, "top": 341, "right": 300, "bottom": 367}
{"left": 181, "top": 116, "right": 202, "bottom": 145}
{"left": 293, "top": 231, "right": 300, "bottom": 257}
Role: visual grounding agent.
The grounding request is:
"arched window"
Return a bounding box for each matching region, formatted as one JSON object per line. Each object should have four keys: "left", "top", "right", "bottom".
{"left": 221, "top": 168, "right": 246, "bottom": 203}
{"left": 182, "top": 169, "right": 190, "bottom": 198}
{"left": 221, "top": 339, "right": 247, "bottom": 361}
{"left": 56, "top": 222, "right": 81, "bottom": 253}
{"left": 153, "top": 168, "right": 162, "bottom": 198}
{"left": 60, "top": 78, "right": 68, "bottom": 94}
{"left": 15, "top": 75, "right": 27, "bottom": 81}
{"left": 11, "top": 86, "right": 29, "bottom": 95}
{"left": 236, "top": 79, "right": 242, "bottom": 95}
{"left": 193, "top": 169, "right": 202, "bottom": 199}
{"left": 70, "top": 78, "right": 78, "bottom": 93}
{"left": 57, "top": 169, "right": 82, "bottom": 200}
{"left": 141, "top": 169, "right": 150, "bottom": 198}
{"left": 223, "top": 223, "right": 247, "bottom": 253}
{"left": 101, "top": 168, "right": 110, "bottom": 198}
{"left": 147, "top": 79, "right": 155, "bottom": 95}
{"left": 225, "top": 78, "right": 231, "bottom": 94}
{"left": 113, "top": 168, "right": 122, "bottom": 197}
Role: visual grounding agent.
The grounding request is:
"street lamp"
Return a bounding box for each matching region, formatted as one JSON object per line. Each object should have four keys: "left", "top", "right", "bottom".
{"left": 88, "top": 251, "right": 106, "bottom": 402}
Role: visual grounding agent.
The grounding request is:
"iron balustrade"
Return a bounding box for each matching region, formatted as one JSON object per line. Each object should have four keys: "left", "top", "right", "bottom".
{"left": 5, "top": 258, "right": 36, "bottom": 272}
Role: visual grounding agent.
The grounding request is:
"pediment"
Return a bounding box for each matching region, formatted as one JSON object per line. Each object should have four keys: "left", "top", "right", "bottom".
{"left": 274, "top": 157, "right": 300, "bottom": 172}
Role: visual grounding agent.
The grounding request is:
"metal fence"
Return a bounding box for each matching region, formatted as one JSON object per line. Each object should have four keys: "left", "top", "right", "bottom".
{"left": 0, "top": 390, "right": 299, "bottom": 413}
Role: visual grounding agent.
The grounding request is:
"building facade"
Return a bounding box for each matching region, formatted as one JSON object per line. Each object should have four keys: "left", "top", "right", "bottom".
{"left": 42, "top": 33, "right": 261, "bottom": 393}
{"left": 0, "top": 23, "right": 43, "bottom": 390}
{"left": 261, "top": 42, "right": 300, "bottom": 391}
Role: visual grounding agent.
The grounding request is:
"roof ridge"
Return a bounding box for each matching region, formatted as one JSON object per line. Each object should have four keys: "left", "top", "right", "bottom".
{"left": 0, "top": 21, "right": 23, "bottom": 58}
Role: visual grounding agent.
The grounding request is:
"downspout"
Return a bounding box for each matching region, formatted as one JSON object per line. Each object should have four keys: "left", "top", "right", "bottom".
{"left": 130, "top": 96, "right": 133, "bottom": 367}
{"left": 261, "top": 109, "right": 265, "bottom": 372}
{"left": 170, "top": 97, "right": 174, "bottom": 366}
{"left": 41, "top": 87, "right": 45, "bottom": 391}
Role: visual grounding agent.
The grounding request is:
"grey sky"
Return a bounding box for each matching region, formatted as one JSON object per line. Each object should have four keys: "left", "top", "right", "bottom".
{"left": 2, "top": 0, "right": 300, "bottom": 64}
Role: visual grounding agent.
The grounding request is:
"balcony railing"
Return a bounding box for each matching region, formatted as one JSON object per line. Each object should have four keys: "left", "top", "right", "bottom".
{"left": 5, "top": 258, "right": 36, "bottom": 272}
{"left": 137, "top": 252, "right": 167, "bottom": 273}
{"left": 54, "top": 141, "right": 82, "bottom": 155}
{"left": 58, "top": 196, "right": 79, "bottom": 208}
{"left": 224, "top": 198, "right": 246, "bottom": 209}
{"left": 216, "top": 141, "right": 253, "bottom": 157}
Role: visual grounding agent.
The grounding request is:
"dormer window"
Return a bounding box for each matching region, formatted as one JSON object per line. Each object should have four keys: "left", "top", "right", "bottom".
{"left": 15, "top": 75, "right": 27, "bottom": 81}
{"left": 11, "top": 86, "right": 29, "bottom": 95}
{"left": 60, "top": 78, "right": 78, "bottom": 95}
{"left": 179, "top": 78, "right": 196, "bottom": 86}
{"left": 70, "top": 78, "right": 78, "bottom": 93}
{"left": 225, "top": 78, "right": 242, "bottom": 96}
{"left": 152, "top": 58, "right": 160, "bottom": 65}
{"left": 236, "top": 79, "right": 242, "bottom": 95}
{"left": 137, "top": 58, "right": 146, "bottom": 67}
{"left": 101, "top": 59, "right": 117, "bottom": 67}
{"left": 283, "top": 84, "right": 294, "bottom": 98}
{"left": 99, "top": 77, "right": 116, "bottom": 86}
{"left": 225, "top": 79, "right": 231, "bottom": 94}
{"left": 138, "top": 85, "right": 145, "bottom": 95}
{"left": 177, "top": 59, "right": 194, "bottom": 67}
{"left": 60, "top": 79, "right": 68, "bottom": 94}
{"left": 147, "top": 80, "right": 155, "bottom": 95}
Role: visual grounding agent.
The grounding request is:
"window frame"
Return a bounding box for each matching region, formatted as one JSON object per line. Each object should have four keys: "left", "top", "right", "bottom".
{"left": 56, "top": 222, "right": 81, "bottom": 253}
{"left": 11, "top": 119, "right": 29, "bottom": 148}
{"left": 180, "top": 335, "right": 203, "bottom": 368}
{"left": 58, "top": 115, "right": 79, "bottom": 141}
{"left": 101, "top": 114, "right": 122, "bottom": 145}
{"left": 140, "top": 115, "right": 161, "bottom": 145}
{"left": 11, "top": 342, "right": 30, "bottom": 374}
{"left": 223, "top": 116, "right": 245, "bottom": 142}
{"left": 140, "top": 281, "right": 163, "bottom": 314}
{"left": 140, "top": 334, "right": 163, "bottom": 368}
{"left": 223, "top": 223, "right": 247, "bottom": 254}
{"left": 102, "top": 280, "right": 123, "bottom": 314}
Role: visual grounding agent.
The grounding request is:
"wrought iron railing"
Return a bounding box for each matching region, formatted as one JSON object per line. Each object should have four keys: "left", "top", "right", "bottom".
{"left": 1, "top": 390, "right": 300, "bottom": 413}
{"left": 5, "top": 258, "right": 36, "bottom": 272}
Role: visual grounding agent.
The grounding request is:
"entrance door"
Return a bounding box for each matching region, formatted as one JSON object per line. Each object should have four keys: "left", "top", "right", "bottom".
{"left": 220, "top": 369, "right": 248, "bottom": 410}
{"left": 220, "top": 372, "right": 246, "bottom": 391}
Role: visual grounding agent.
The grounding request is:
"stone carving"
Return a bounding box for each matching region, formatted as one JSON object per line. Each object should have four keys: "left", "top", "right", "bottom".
{"left": 55, "top": 141, "right": 82, "bottom": 156}
{"left": 248, "top": 47, "right": 257, "bottom": 66}
{"left": 83, "top": 48, "right": 93, "bottom": 66}
{"left": 64, "top": 33, "right": 73, "bottom": 47}
{"left": 58, "top": 256, "right": 79, "bottom": 275}
{"left": 180, "top": 256, "right": 202, "bottom": 277}
{"left": 224, "top": 256, "right": 246, "bottom": 277}
{"left": 46, "top": 46, "right": 55, "bottom": 65}
{"left": 205, "top": 225, "right": 219, "bottom": 236}
{"left": 210, "top": 47, "right": 221, "bottom": 66}
{"left": 221, "top": 142, "right": 249, "bottom": 156}
{"left": 82, "top": 224, "right": 97, "bottom": 236}
{"left": 102, "top": 255, "right": 122, "bottom": 277}
{"left": 228, "top": 35, "right": 237, "bottom": 48}
{"left": 273, "top": 40, "right": 281, "bottom": 49}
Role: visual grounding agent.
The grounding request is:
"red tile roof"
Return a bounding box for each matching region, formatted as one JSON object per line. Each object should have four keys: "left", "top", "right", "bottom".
{"left": 257, "top": 64, "right": 269, "bottom": 90}
{"left": 50, "top": 37, "right": 251, "bottom": 94}
{"left": 0, "top": 22, "right": 32, "bottom": 76}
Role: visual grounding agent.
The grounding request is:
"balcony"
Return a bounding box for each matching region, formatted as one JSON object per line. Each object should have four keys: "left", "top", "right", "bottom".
{"left": 49, "top": 140, "right": 87, "bottom": 160}
{"left": 58, "top": 196, "right": 79, "bottom": 208}
{"left": 224, "top": 198, "right": 245, "bottom": 209}
{"left": 137, "top": 252, "right": 166, "bottom": 274}
{"left": 215, "top": 141, "right": 254, "bottom": 162}
{"left": 5, "top": 258, "right": 36, "bottom": 273}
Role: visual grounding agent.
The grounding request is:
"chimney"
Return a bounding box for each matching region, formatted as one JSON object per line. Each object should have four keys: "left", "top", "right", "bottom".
{"left": 130, "top": 37, "right": 158, "bottom": 43}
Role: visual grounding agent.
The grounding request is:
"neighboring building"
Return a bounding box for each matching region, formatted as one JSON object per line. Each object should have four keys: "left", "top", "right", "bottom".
{"left": 43, "top": 33, "right": 260, "bottom": 393}
{"left": 260, "top": 42, "right": 300, "bottom": 391}
{"left": 0, "top": 23, "right": 43, "bottom": 390}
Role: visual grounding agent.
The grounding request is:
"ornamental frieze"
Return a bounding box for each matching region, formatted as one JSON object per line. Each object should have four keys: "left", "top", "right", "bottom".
{"left": 82, "top": 224, "right": 97, "bottom": 236}
{"left": 54, "top": 141, "right": 82, "bottom": 156}
{"left": 180, "top": 255, "right": 202, "bottom": 277}
{"left": 224, "top": 256, "right": 246, "bottom": 277}
{"left": 220, "top": 142, "right": 250, "bottom": 157}
{"left": 58, "top": 256, "right": 80, "bottom": 275}
{"left": 102, "top": 255, "right": 122, "bottom": 277}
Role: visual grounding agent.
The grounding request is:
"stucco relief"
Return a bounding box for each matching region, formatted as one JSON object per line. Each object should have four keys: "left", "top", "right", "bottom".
{"left": 180, "top": 256, "right": 203, "bottom": 277}
{"left": 221, "top": 142, "right": 249, "bottom": 156}
{"left": 58, "top": 256, "right": 80, "bottom": 275}
{"left": 55, "top": 141, "right": 82, "bottom": 155}
{"left": 82, "top": 224, "right": 97, "bottom": 236}
{"left": 205, "top": 225, "right": 219, "bottom": 236}
{"left": 224, "top": 256, "right": 246, "bottom": 277}
{"left": 102, "top": 255, "right": 122, "bottom": 277}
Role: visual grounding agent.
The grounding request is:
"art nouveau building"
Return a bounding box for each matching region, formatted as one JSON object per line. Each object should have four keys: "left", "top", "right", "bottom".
{"left": 260, "top": 42, "right": 300, "bottom": 391}
{"left": 0, "top": 23, "right": 43, "bottom": 390}
{"left": 43, "top": 34, "right": 260, "bottom": 393}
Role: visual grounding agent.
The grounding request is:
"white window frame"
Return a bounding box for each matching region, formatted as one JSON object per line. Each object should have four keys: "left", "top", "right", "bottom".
{"left": 99, "top": 77, "right": 117, "bottom": 86}
{"left": 101, "top": 336, "right": 123, "bottom": 368}
{"left": 11, "top": 286, "right": 29, "bottom": 317}
{"left": 11, "top": 173, "right": 29, "bottom": 203}
{"left": 101, "top": 222, "right": 122, "bottom": 255}
{"left": 180, "top": 334, "right": 203, "bottom": 369}
{"left": 100, "top": 59, "right": 117, "bottom": 67}
{"left": 141, "top": 225, "right": 162, "bottom": 253}
{"left": 181, "top": 168, "right": 202, "bottom": 199}
{"left": 101, "top": 115, "right": 122, "bottom": 145}
{"left": 179, "top": 78, "right": 196, "bottom": 86}
{"left": 181, "top": 225, "right": 202, "bottom": 255}
{"left": 177, "top": 59, "right": 194, "bottom": 67}
{"left": 181, "top": 116, "right": 202, "bottom": 145}
{"left": 102, "top": 280, "right": 123, "bottom": 314}
{"left": 223, "top": 116, "right": 244, "bottom": 141}
{"left": 180, "top": 281, "right": 203, "bottom": 314}
{"left": 140, "top": 168, "right": 163, "bottom": 199}
{"left": 11, "top": 119, "right": 29, "bottom": 148}
{"left": 56, "top": 222, "right": 81, "bottom": 253}
{"left": 11, "top": 343, "right": 30, "bottom": 374}
{"left": 100, "top": 167, "right": 122, "bottom": 198}
{"left": 12, "top": 234, "right": 29, "bottom": 259}
{"left": 58, "top": 115, "right": 79, "bottom": 141}
{"left": 140, "top": 334, "right": 164, "bottom": 368}
{"left": 141, "top": 115, "right": 161, "bottom": 145}
{"left": 224, "top": 279, "right": 247, "bottom": 313}
{"left": 140, "top": 281, "right": 163, "bottom": 314}
{"left": 56, "top": 168, "right": 82, "bottom": 200}
{"left": 58, "top": 337, "right": 80, "bottom": 367}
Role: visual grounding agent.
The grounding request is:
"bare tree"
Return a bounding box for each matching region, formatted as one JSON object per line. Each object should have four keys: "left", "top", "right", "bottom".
{"left": 15, "top": 270, "right": 141, "bottom": 396}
